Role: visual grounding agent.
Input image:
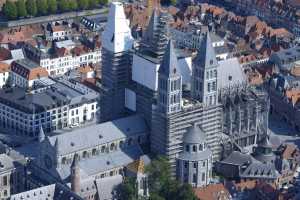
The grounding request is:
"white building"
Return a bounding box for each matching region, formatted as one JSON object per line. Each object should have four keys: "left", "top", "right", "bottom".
{"left": 0, "top": 62, "right": 10, "bottom": 88}
{"left": 23, "top": 39, "right": 101, "bottom": 76}
{"left": 0, "top": 77, "right": 98, "bottom": 137}
{"left": 10, "top": 59, "right": 49, "bottom": 88}
{"left": 45, "top": 24, "right": 73, "bottom": 41}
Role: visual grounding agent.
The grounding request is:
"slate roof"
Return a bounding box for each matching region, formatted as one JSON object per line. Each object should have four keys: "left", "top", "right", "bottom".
{"left": 48, "top": 115, "right": 148, "bottom": 156}
{"left": 193, "top": 32, "right": 218, "bottom": 69}
{"left": 54, "top": 145, "right": 145, "bottom": 180}
{"left": 241, "top": 162, "right": 279, "bottom": 179}
{"left": 219, "top": 151, "right": 253, "bottom": 166}
{"left": 158, "top": 40, "right": 180, "bottom": 77}
{"left": 95, "top": 175, "right": 122, "bottom": 200}
{"left": 218, "top": 57, "right": 246, "bottom": 88}
{"left": 183, "top": 123, "right": 206, "bottom": 144}
{"left": 10, "top": 183, "right": 83, "bottom": 200}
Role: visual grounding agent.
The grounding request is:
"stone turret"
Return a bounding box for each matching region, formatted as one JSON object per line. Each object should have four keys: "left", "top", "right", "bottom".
{"left": 176, "top": 123, "right": 213, "bottom": 187}
{"left": 70, "top": 154, "right": 81, "bottom": 194}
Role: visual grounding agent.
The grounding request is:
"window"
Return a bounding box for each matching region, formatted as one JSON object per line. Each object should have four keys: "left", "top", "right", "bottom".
{"left": 203, "top": 161, "right": 206, "bottom": 167}
{"left": 212, "top": 82, "right": 216, "bottom": 91}
{"left": 193, "top": 174, "right": 197, "bottom": 183}
{"left": 193, "top": 162, "right": 197, "bottom": 168}
{"left": 92, "top": 149, "right": 97, "bottom": 156}
{"left": 3, "top": 176, "right": 7, "bottom": 186}
{"left": 193, "top": 145, "right": 197, "bottom": 152}
{"left": 202, "top": 173, "right": 205, "bottom": 181}
{"left": 186, "top": 145, "right": 190, "bottom": 152}
{"left": 184, "top": 162, "right": 188, "bottom": 168}
{"left": 199, "top": 144, "right": 203, "bottom": 151}
{"left": 207, "top": 83, "right": 211, "bottom": 92}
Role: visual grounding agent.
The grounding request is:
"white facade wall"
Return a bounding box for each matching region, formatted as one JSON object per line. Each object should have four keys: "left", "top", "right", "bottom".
{"left": 40, "top": 50, "right": 101, "bottom": 76}
{"left": 11, "top": 72, "right": 34, "bottom": 88}
{"left": 45, "top": 30, "right": 72, "bottom": 41}
{"left": 68, "top": 102, "right": 97, "bottom": 125}
{"left": 0, "top": 72, "right": 9, "bottom": 88}
{"left": 132, "top": 54, "right": 160, "bottom": 91}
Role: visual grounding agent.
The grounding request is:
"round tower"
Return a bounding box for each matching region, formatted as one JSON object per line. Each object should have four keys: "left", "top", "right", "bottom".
{"left": 70, "top": 154, "right": 81, "bottom": 194}
{"left": 176, "top": 123, "right": 212, "bottom": 188}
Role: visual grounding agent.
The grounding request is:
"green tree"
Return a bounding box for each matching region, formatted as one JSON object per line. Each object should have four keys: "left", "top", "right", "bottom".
{"left": 3, "top": 1, "right": 18, "bottom": 20}
{"left": 58, "top": 0, "right": 68, "bottom": 12}
{"left": 69, "top": 0, "right": 78, "bottom": 10}
{"left": 78, "top": 0, "right": 88, "bottom": 10}
{"left": 48, "top": 0, "right": 57, "bottom": 14}
{"left": 170, "top": 0, "right": 176, "bottom": 6}
{"left": 119, "top": 177, "right": 138, "bottom": 200}
{"left": 98, "top": 0, "right": 108, "bottom": 5}
{"left": 26, "top": 0, "right": 37, "bottom": 16}
{"left": 88, "top": 0, "right": 97, "bottom": 8}
{"left": 37, "top": 0, "right": 48, "bottom": 15}
{"left": 146, "top": 156, "right": 197, "bottom": 200}
{"left": 16, "top": 0, "right": 27, "bottom": 18}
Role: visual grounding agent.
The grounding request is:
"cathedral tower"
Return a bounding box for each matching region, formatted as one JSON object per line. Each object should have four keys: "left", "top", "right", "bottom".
{"left": 192, "top": 32, "right": 219, "bottom": 106}
{"left": 100, "top": 2, "right": 134, "bottom": 122}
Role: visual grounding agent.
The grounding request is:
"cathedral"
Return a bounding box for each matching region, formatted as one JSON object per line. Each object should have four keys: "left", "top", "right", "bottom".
{"left": 99, "top": 1, "right": 269, "bottom": 184}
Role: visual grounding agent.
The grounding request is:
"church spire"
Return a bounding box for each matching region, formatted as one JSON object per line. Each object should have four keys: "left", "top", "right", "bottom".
{"left": 157, "top": 40, "right": 182, "bottom": 114}
{"left": 71, "top": 154, "right": 80, "bottom": 194}
{"left": 38, "top": 126, "right": 45, "bottom": 142}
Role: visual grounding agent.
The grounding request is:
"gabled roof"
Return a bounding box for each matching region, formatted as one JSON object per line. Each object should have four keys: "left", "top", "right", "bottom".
{"left": 158, "top": 40, "right": 180, "bottom": 77}
{"left": 194, "top": 32, "right": 218, "bottom": 69}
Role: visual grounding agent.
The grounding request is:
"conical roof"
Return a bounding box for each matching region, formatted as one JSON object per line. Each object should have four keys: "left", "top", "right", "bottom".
{"left": 38, "top": 126, "right": 45, "bottom": 142}
{"left": 257, "top": 135, "right": 272, "bottom": 149}
{"left": 158, "top": 40, "right": 180, "bottom": 77}
{"left": 194, "top": 32, "right": 218, "bottom": 69}
{"left": 183, "top": 124, "right": 206, "bottom": 144}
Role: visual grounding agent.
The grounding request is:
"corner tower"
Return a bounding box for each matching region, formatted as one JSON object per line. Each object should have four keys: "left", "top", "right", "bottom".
{"left": 192, "top": 32, "right": 219, "bottom": 106}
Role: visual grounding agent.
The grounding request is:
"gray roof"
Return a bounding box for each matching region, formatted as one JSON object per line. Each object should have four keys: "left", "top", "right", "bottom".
{"left": 95, "top": 175, "right": 122, "bottom": 200}
{"left": 10, "top": 183, "right": 83, "bottom": 200}
{"left": 0, "top": 79, "right": 98, "bottom": 113}
{"left": 55, "top": 145, "right": 144, "bottom": 180}
{"left": 194, "top": 32, "right": 218, "bottom": 69}
{"left": 49, "top": 115, "right": 148, "bottom": 156}
{"left": 15, "top": 58, "right": 40, "bottom": 70}
{"left": 241, "top": 162, "right": 279, "bottom": 179}
{"left": 218, "top": 57, "right": 246, "bottom": 89}
{"left": 158, "top": 40, "right": 180, "bottom": 77}
{"left": 219, "top": 151, "right": 253, "bottom": 166}
{"left": 183, "top": 124, "right": 206, "bottom": 144}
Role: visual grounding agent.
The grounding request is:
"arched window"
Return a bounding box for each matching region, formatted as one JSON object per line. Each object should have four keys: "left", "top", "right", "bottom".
{"left": 83, "top": 151, "right": 88, "bottom": 158}
{"left": 92, "top": 149, "right": 97, "bottom": 156}
{"left": 101, "top": 146, "right": 106, "bottom": 153}
{"left": 110, "top": 143, "right": 115, "bottom": 151}
{"left": 193, "top": 145, "right": 197, "bottom": 152}
{"left": 61, "top": 157, "right": 67, "bottom": 164}
{"left": 109, "top": 171, "right": 114, "bottom": 176}
{"left": 199, "top": 144, "right": 203, "bottom": 151}
{"left": 119, "top": 140, "right": 124, "bottom": 148}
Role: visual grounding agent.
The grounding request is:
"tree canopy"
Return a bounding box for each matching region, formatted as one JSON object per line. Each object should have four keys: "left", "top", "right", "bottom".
{"left": 26, "top": 0, "right": 37, "bottom": 16}
{"left": 3, "top": 1, "right": 18, "bottom": 20}
{"left": 16, "top": 0, "right": 27, "bottom": 18}
{"left": 3, "top": 0, "right": 110, "bottom": 20}
{"left": 119, "top": 156, "right": 198, "bottom": 200}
